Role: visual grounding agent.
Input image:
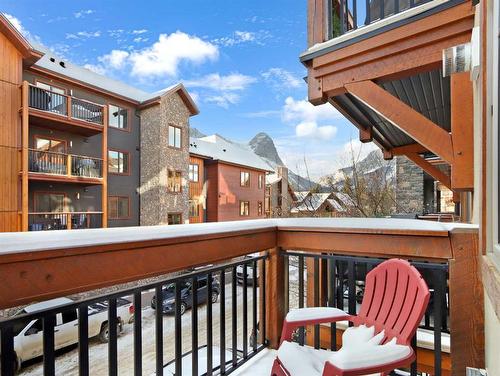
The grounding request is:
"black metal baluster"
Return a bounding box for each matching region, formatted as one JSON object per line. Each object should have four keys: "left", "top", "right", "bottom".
{"left": 43, "top": 315, "right": 56, "bottom": 376}
{"left": 1, "top": 326, "right": 15, "bottom": 376}
{"left": 336, "top": 262, "right": 344, "bottom": 311}
{"left": 433, "top": 269, "right": 445, "bottom": 376}
{"left": 155, "top": 285, "right": 163, "bottom": 376}
{"left": 108, "top": 298, "right": 118, "bottom": 376}
{"left": 231, "top": 267, "right": 237, "bottom": 368}
{"left": 298, "top": 255, "right": 305, "bottom": 346}
{"left": 314, "top": 257, "right": 320, "bottom": 349}
{"left": 410, "top": 0, "right": 415, "bottom": 8}
{"left": 327, "top": 0, "right": 334, "bottom": 39}
{"left": 410, "top": 335, "right": 417, "bottom": 376}
{"left": 380, "top": 0, "right": 386, "bottom": 19}
{"left": 284, "top": 256, "right": 289, "bottom": 315}
{"left": 328, "top": 258, "right": 336, "bottom": 351}
{"left": 133, "top": 291, "right": 142, "bottom": 376}
{"left": 192, "top": 277, "right": 199, "bottom": 376}
{"left": 78, "top": 305, "right": 89, "bottom": 376}
{"left": 347, "top": 260, "right": 356, "bottom": 320}
{"left": 345, "top": 0, "right": 350, "bottom": 31}
{"left": 242, "top": 263, "right": 248, "bottom": 359}
{"left": 395, "top": 0, "right": 400, "bottom": 14}
{"left": 261, "top": 259, "right": 267, "bottom": 346}
{"left": 220, "top": 270, "right": 226, "bottom": 374}
{"left": 252, "top": 260, "right": 258, "bottom": 352}
{"left": 365, "top": 0, "right": 371, "bottom": 24}
{"left": 175, "top": 281, "right": 182, "bottom": 376}
{"left": 353, "top": 0, "right": 357, "bottom": 29}
{"left": 207, "top": 273, "right": 214, "bottom": 376}
{"left": 340, "top": 0, "right": 345, "bottom": 34}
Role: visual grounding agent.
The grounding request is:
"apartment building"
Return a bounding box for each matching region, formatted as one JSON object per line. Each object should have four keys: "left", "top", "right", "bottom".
{"left": 0, "top": 14, "right": 198, "bottom": 232}
{"left": 265, "top": 166, "right": 296, "bottom": 217}
{"left": 188, "top": 135, "right": 271, "bottom": 222}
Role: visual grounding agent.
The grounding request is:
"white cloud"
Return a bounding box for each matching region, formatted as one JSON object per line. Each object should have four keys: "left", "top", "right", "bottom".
{"left": 3, "top": 13, "right": 27, "bottom": 36}
{"left": 262, "top": 68, "right": 303, "bottom": 90}
{"left": 128, "top": 31, "right": 219, "bottom": 77}
{"left": 283, "top": 97, "right": 342, "bottom": 123}
{"left": 66, "top": 31, "right": 101, "bottom": 40}
{"left": 132, "top": 29, "right": 148, "bottom": 35}
{"left": 133, "top": 37, "right": 149, "bottom": 43}
{"left": 212, "top": 30, "right": 271, "bottom": 47}
{"left": 83, "top": 63, "right": 106, "bottom": 75}
{"left": 295, "top": 121, "right": 337, "bottom": 140}
{"left": 74, "top": 10, "right": 94, "bottom": 18}
{"left": 98, "top": 50, "right": 130, "bottom": 69}
{"left": 185, "top": 73, "right": 256, "bottom": 108}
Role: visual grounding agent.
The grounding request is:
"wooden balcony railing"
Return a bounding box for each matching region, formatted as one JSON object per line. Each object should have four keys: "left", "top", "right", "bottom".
{"left": 28, "top": 149, "right": 103, "bottom": 179}
{"left": 0, "top": 218, "right": 484, "bottom": 375}
{"left": 28, "top": 84, "right": 105, "bottom": 126}
{"left": 28, "top": 212, "right": 103, "bottom": 231}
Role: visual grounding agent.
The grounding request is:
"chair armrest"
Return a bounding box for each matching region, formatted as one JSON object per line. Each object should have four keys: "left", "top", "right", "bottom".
{"left": 280, "top": 307, "right": 353, "bottom": 345}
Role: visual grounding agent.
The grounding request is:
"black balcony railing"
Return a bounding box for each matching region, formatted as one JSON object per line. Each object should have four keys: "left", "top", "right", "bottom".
{"left": 28, "top": 212, "right": 103, "bottom": 231}
{"left": 28, "top": 149, "right": 67, "bottom": 175}
{"left": 71, "top": 155, "right": 103, "bottom": 178}
{"left": 28, "top": 84, "right": 104, "bottom": 126}
{"left": 328, "top": 0, "right": 433, "bottom": 38}
{"left": 0, "top": 255, "right": 267, "bottom": 375}
{"left": 283, "top": 251, "right": 448, "bottom": 376}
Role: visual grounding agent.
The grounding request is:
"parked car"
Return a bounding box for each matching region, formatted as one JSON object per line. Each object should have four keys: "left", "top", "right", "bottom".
{"left": 7, "top": 297, "right": 134, "bottom": 371}
{"left": 156, "top": 345, "right": 237, "bottom": 375}
{"left": 236, "top": 256, "right": 259, "bottom": 285}
{"left": 151, "top": 276, "right": 220, "bottom": 315}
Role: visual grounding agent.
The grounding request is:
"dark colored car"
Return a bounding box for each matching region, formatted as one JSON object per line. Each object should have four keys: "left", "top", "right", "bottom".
{"left": 151, "top": 276, "right": 220, "bottom": 315}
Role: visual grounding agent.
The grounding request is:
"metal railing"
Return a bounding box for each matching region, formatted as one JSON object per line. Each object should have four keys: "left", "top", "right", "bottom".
{"left": 28, "top": 212, "right": 103, "bottom": 231}
{"left": 28, "top": 149, "right": 103, "bottom": 179}
{"left": 0, "top": 255, "right": 267, "bottom": 375}
{"left": 28, "top": 85, "right": 104, "bottom": 126}
{"left": 328, "top": 0, "right": 432, "bottom": 39}
{"left": 283, "top": 251, "right": 448, "bottom": 375}
{"left": 28, "top": 85, "right": 67, "bottom": 116}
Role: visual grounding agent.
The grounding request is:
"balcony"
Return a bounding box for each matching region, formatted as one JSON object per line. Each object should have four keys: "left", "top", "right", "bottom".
{"left": 28, "top": 149, "right": 103, "bottom": 183}
{"left": 27, "top": 83, "right": 105, "bottom": 135}
{"left": 28, "top": 212, "right": 103, "bottom": 231}
{"left": 0, "top": 218, "right": 484, "bottom": 375}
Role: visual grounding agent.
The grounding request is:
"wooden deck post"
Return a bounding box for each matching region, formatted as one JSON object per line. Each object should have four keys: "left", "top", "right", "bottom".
{"left": 101, "top": 105, "right": 108, "bottom": 228}
{"left": 448, "top": 228, "right": 484, "bottom": 374}
{"left": 21, "top": 81, "right": 29, "bottom": 232}
{"left": 265, "top": 246, "right": 286, "bottom": 349}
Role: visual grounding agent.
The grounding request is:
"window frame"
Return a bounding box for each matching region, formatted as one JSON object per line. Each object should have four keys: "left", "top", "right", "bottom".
{"left": 168, "top": 125, "right": 182, "bottom": 149}
{"left": 240, "top": 171, "right": 250, "bottom": 187}
{"left": 189, "top": 163, "right": 199, "bottom": 182}
{"left": 108, "top": 149, "right": 130, "bottom": 175}
{"left": 189, "top": 199, "right": 200, "bottom": 218}
{"left": 108, "top": 196, "right": 131, "bottom": 220}
{"left": 239, "top": 201, "right": 250, "bottom": 217}
{"left": 167, "top": 213, "right": 183, "bottom": 225}
{"left": 35, "top": 79, "right": 66, "bottom": 95}
{"left": 33, "top": 135, "right": 67, "bottom": 154}
{"left": 258, "top": 201, "right": 263, "bottom": 216}
{"left": 258, "top": 174, "right": 264, "bottom": 189}
{"left": 167, "top": 170, "right": 183, "bottom": 193}
{"left": 108, "top": 103, "right": 130, "bottom": 131}
{"left": 33, "top": 191, "right": 67, "bottom": 213}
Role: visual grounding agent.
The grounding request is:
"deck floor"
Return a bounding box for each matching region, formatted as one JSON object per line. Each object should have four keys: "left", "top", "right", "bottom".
{"left": 231, "top": 349, "right": 276, "bottom": 375}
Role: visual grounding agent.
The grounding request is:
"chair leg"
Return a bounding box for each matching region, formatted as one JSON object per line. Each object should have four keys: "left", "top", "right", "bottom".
{"left": 271, "top": 358, "right": 289, "bottom": 376}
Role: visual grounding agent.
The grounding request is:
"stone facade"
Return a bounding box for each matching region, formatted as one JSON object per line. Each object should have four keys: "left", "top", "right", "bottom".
{"left": 395, "top": 156, "right": 424, "bottom": 214}
{"left": 266, "top": 166, "right": 294, "bottom": 217}
{"left": 140, "top": 92, "right": 191, "bottom": 225}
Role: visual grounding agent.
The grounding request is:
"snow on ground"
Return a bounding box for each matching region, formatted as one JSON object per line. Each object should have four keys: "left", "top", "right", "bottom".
{"left": 19, "top": 283, "right": 260, "bottom": 376}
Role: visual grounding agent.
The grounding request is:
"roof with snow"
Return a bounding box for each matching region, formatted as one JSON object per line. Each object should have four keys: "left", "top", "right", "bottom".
{"left": 266, "top": 173, "right": 282, "bottom": 185}
{"left": 189, "top": 135, "right": 272, "bottom": 172}
{"left": 294, "top": 191, "right": 311, "bottom": 203}
{"left": 291, "top": 193, "right": 333, "bottom": 213}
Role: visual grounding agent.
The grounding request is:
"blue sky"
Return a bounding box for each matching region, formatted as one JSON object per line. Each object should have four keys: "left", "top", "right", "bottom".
{"left": 2, "top": 0, "right": 376, "bottom": 179}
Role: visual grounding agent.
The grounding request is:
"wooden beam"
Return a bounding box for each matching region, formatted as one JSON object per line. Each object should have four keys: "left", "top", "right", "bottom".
{"left": 383, "top": 149, "right": 393, "bottom": 160}
{"left": 308, "top": 0, "right": 326, "bottom": 47}
{"left": 392, "top": 143, "right": 428, "bottom": 156}
{"left": 265, "top": 247, "right": 286, "bottom": 349}
{"left": 102, "top": 105, "right": 108, "bottom": 228}
{"left": 359, "top": 126, "right": 372, "bottom": 143}
{"left": 405, "top": 152, "right": 452, "bottom": 190}
{"left": 345, "top": 80, "right": 455, "bottom": 164}
{"left": 21, "top": 81, "right": 28, "bottom": 232}
{"left": 450, "top": 72, "right": 474, "bottom": 190}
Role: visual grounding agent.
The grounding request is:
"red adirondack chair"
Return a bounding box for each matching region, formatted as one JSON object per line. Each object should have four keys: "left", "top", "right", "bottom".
{"left": 271, "top": 259, "right": 430, "bottom": 376}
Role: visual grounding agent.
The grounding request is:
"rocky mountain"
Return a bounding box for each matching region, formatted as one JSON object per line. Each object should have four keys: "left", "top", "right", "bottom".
{"left": 190, "top": 127, "right": 207, "bottom": 139}
{"left": 248, "top": 132, "right": 319, "bottom": 191}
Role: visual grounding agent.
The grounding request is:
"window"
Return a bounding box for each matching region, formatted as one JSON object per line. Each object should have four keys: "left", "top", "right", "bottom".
{"left": 240, "top": 171, "right": 250, "bottom": 187}
{"left": 34, "top": 192, "right": 65, "bottom": 212}
{"left": 168, "top": 213, "right": 182, "bottom": 225}
{"left": 189, "top": 200, "right": 200, "bottom": 218}
{"left": 108, "top": 104, "right": 128, "bottom": 129}
{"left": 108, "top": 150, "right": 129, "bottom": 174}
{"left": 258, "top": 201, "right": 263, "bottom": 216}
{"left": 259, "top": 174, "right": 264, "bottom": 189}
{"left": 36, "top": 81, "right": 65, "bottom": 95}
{"left": 35, "top": 137, "right": 66, "bottom": 153}
{"left": 108, "top": 196, "right": 130, "bottom": 219}
{"left": 168, "top": 125, "right": 182, "bottom": 148}
{"left": 168, "top": 170, "right": 182, "bottom": 193}
{"left": 189, "top": 164, "right": 199, "bottom": 182}
{"left": 240, "top": 201, "right": 250, "bottom": 216}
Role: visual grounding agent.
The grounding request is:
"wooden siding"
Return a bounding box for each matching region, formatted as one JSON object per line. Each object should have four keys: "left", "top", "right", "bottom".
{"left": 205, "top": 162, "right": 219, "bottom": 222}
{"left": 188, "top": 156, "right": 205, "bottom": 223}
{"left": 0, "top": 32, "right": 22, "bottom": 231}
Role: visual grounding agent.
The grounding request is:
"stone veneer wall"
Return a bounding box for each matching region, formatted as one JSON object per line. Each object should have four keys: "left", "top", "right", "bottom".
{"left": 395, "top": 156, "right": 424, "bottom": 214}
{"left": 139, "top": 92, "right": 190, "bottom": 225}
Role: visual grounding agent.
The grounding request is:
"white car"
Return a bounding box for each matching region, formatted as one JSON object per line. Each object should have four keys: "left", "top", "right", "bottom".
{"left": 9, "top": 297, "right": 134, "bottom": 371}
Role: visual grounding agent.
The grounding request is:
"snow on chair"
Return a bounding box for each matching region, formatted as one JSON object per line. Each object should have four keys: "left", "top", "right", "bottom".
{"left": 271, "top": 259, "right": 430, "bottom": 376}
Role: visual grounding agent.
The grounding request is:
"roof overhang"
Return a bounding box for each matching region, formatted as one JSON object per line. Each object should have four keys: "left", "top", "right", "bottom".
{"left": 139, "top": 83, "right": 199, "bottom": 116}
{"left": 0, "top": 13, "right": 43, "bottom": 65}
